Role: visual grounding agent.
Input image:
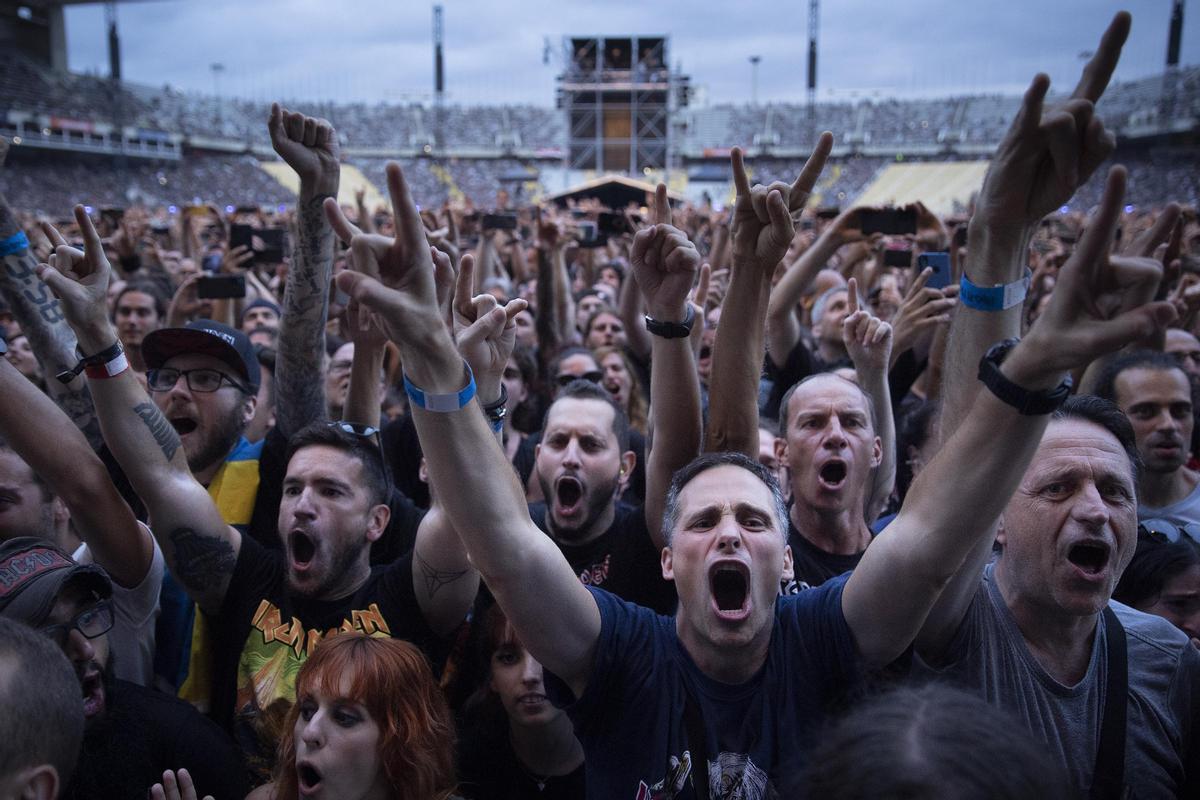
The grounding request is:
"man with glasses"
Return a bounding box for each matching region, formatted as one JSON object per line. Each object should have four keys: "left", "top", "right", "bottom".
{"left": 1094, "top": 350, "right": 1200, "bottom": 534}
{"left": 0, "top": 538, "right": 246, "bottom": 799}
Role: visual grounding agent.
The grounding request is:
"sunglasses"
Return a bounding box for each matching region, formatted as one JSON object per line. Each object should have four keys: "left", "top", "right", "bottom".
{"left": 555, "top": 370, "right": 603, "bottom": 388}
{"left": 326, "top": 421, "right": 393, "bottom": 490}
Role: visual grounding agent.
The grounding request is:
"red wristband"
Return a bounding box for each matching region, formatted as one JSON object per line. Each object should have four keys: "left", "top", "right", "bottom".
{"left": 84, "top": 351, "right": 129, "bottom": 379}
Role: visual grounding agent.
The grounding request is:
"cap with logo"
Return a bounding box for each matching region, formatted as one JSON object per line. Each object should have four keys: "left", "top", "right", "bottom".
{"left": 0, "top": 537, "right": 112, "bottom": 627}
{"left": 142, "top": 318, "right": 261, "bottom": 393}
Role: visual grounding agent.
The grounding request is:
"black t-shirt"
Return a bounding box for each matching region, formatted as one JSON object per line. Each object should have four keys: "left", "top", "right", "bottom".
{"left": 528, "top": 501, "right": 676, "bottom": 615}
{"left": 458, "top": 719, "right": 586, "bottom": 799}
{"left": 64, "top": 679, "right": 248, "bottom": 800}
{"left": 783, "top": 514, "right": 870, "bottom": 594}
{"left": 208, "top": 534, "right": 442, "bottom": 782}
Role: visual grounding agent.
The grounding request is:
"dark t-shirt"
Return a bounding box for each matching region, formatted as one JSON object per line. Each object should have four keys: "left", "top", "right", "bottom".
{"left": 783, "top": 515, "right": 868, "bottom": 594}
{"left": 64, "top": 679, "right": 248, "bottom": 800}
{"left": 458, "top": 719, "right": 586, "bottom": 799}
{"left": 544, "top": 580, "right": 859, "bottom": 798}
{"left": 528, "top": 501, "right": 676, "bottom": 615}
{"left": 208, "top": 534, "right": 442, "bottom": 781}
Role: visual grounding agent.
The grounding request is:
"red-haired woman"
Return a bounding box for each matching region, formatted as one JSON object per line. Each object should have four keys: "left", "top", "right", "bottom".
{"left": 247, "top": 633, "right": 457, "bottom": 800}
{"left": 457, "top": 604, "right": 584, "bottom": 798}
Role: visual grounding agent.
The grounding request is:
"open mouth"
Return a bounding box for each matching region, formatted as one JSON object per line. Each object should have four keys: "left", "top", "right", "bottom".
{"left": 818, "top": 461, "right": 847, "bottom": 487}
{"left": 297, "top": 762, "right": 322, "bottom": 793}
{"left": 1067, "top": 541, "right": 1110, "bottom": 576}
{"left": 555, "top": 476, "right": 584, "bottom": 516}
{"left": 170, "top": 416, "right": 198, "bottom": 435}
{"left": 709, "top": 562, "right": 750, "bottom": 617}
{"left": 290, "top": 531, "right": 317, "bottom": 568}
{"left": 80, "top": 670, "right": 104, "bottom": 718}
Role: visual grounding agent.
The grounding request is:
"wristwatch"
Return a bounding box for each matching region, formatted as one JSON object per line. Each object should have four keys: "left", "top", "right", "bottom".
{"left": 977, "top": 338, "right": 1072, "bottom": 415}
{"left": 644, "top": 304, "right": 695, "bottom": 339}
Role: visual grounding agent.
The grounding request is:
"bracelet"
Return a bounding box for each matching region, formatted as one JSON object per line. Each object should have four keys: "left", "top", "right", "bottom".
{"left": 84, "top": 350, "right": 130, "bottom": 379}
{"left": 403, "top": 361, "right": 477, "bottom": 412}
{"left": 56, "top": 340, "right": 125, "bottom": 384}
{"left": 481, "top": 384, "right": 508, "bottom": 432}
{"left": 0, "top": 231, "right": 29, "bottom": 257}
{"left": 959, "top": 269, "right": 1032, "bottom": 311}
{"left": 645, "top": 303, "right": 695, "bottom": 338}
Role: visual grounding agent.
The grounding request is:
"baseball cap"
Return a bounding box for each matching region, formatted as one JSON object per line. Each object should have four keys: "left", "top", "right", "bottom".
{"left": 0, "top": 537, "right": 113, "bottom": 627}
{"left": 142, "top": 319, "right": 261, "bottom": 393}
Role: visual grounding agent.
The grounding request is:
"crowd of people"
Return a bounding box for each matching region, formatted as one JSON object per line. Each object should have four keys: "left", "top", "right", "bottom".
{"left": 1, "top": 10, "right": 1199, "bottom": 800}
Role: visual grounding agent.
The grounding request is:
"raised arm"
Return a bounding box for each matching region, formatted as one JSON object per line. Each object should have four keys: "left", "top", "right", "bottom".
{"left": 841, "top": 279, "right": 896, "bottom": 522}
{"left": 706, "top": 135, "right": 833, "bottom": 455}
{"left": 337, "top": 166, "right": 597, "bottom": 683}
{"left": 0, "top": 356, "right": 150, "bottom": 588}
{"left": 37, "top": 206, "right": 240, "bottom": 614}
{"left": 632, "top": 184, "right": 705, "bottom": 549}
{"left": 765, "top": 208, "right": 866, "bottom": 369}
{"left": 921, "top": 12, "right": 1132, "bottom": 653}
{"left": 0, "top": 177, "right": 103, "bottom": 449}
{"left": 268, "top": 104, "right": 341, "bottom": 437}
{"left": 844, "top": 165, "right": 1176, "bottom": 667}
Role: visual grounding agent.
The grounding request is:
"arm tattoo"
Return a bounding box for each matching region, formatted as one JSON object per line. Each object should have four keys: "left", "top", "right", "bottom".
{"left": 168, "top": 527, "right": 236, "bottom": 593}
{"left": 133, "top": 401, "right": 181, "bottom": 462}
{"left": 276, "top": 193, "right": 333, "bottom": 437}
{"left": 416, "top": 550, "right": 469, "bottom": 599}
{"left": 57, "top": 385, "right": 105, "bottom": 451}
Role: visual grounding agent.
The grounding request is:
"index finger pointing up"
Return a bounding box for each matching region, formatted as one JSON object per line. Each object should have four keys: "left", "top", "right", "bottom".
{"left": 731, "top": 147, "right": 752, "bottom": 200}
{"left": 1070, "top": 11, "right": 1131, "bottom": 104}
{"left": 654, "top": 183, "right": 672, "bottom": 226}
{"left": 847, "top": 277, "right": 859, "bottom": 315}
{"left": 789, "top": 131, "right": 834, "bottom": 209}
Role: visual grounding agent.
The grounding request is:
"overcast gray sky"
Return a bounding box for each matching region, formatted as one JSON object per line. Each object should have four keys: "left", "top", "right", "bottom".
{"left": 63, "top": 1, "right": 1196, "bottom": 106}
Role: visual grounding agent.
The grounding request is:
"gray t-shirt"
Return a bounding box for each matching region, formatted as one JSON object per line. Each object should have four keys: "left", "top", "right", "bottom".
{"left": 917, "top": 563, "right": 1200, "bottom": 798}
{"left": 1138, "top": 476, "right": 1200, "bottom": 528}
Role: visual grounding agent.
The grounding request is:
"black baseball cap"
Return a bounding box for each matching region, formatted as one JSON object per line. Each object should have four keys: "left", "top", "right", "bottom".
{"left": 0, "top": 538, "right": 112, "bottom": 627}
{"left": 142, "top": 319, "right": 261, "bottom": 393}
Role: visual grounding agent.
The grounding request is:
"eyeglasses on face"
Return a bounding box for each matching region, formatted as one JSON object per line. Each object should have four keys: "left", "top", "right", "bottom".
{"left": 39, "top": 599, "right": 114, "bottom": 649}
{"left": 147, "top": 367, "right": 250, "bottom": 394}
{"left": 556, "top": 370, "right": 603, "bottom": 388}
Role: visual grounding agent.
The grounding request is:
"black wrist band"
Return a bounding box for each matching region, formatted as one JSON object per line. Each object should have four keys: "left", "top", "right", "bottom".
{"left": 645, "top": 304, "right": 695, "bottom": 339}
{"left": 56, "top": 340, "right": 123, "bottom": 385}
{"left": 977, "top": 338, "right": 1072, "bottom": 415}
{"left": 481, "top": 383, "right": 508, "bottom": 418}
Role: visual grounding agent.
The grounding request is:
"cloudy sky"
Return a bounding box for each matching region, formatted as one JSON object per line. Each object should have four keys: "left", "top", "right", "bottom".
{"left": 63, "top": 0, "right": 1195, "bottom": 106}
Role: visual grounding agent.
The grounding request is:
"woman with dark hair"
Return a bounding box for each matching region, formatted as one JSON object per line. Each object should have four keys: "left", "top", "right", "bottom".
{"left": 593, "top": 344, "right": 648, "bottom": 435}
{"left": 247, "top": 633, "right": 457, "bottom": 800}
{"left": 458, "top": 604, "right": 584, "bottom": 798}
{"left": 1114, "top": 534, "right": 1200, "bottom": 647}
{"left": 804, "top": 683, "right": 1070, "bottom": 799}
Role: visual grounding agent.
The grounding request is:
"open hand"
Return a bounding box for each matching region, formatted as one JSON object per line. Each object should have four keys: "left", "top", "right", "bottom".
{"left": 149, "top": 769, "right": 213, "bottom": 800}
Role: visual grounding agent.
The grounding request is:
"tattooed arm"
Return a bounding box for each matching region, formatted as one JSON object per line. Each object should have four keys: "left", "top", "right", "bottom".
{"left": 37, "top": 205, "right": 240, "bottom": 615}
{"left": 0, "top": 191, "right": 104, "bottom": 450}
{"left": 268, "top": 104, "right": 341, "bottom": 438}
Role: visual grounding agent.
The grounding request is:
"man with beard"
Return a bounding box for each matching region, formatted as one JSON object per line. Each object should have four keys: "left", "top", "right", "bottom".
{"left": 39, "top": 191, "right": 479, "bottom": 784}
{"left": 1094, "top": 350, "right": 1200, "bottom": 530}
{"left": 0, "top": 538, "right": 246, "bottom": 800}
{"left": 525, "top": 184, "right": 706, "bottom": 615}
{"left": 337, "top": 122, "right": 1164, "bottom": 795}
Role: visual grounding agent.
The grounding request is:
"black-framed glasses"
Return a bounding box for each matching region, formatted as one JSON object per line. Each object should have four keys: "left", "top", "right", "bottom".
{"left": 556, "top": 370, "right": 603, "bottom": 388}
{"left": 39, "top": 599, "right": 114, "bottom": 649}
{"left": 327, "top": 421, "right": 392, "bottom": 490}
{"left": 1139, "top": 519, "right": 1200, "bottom": 545}
{"left": 148, "top": 367, "right": 251, "bottom": 394}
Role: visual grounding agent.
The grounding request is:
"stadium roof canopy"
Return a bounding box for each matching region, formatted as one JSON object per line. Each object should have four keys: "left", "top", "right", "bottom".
{"left": 545, "top": 175, "right": 685, "bottom": 209}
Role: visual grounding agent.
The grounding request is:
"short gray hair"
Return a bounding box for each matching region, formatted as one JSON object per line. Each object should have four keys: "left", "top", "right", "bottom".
{"left": 661, "top": 452, "right": 789, "bottom": 546}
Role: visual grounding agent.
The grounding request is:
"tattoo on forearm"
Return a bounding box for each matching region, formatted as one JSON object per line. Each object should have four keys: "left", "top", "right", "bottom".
{"left": 417, "top": 550, "right": 469, "bottom": 599}
{"left": 133, "top": 401, "right": 181, "bottom": 462}
{"left": 56, "top": 386, "right": 105, "bottom": 451}
{"left": 276, "top": 194, "right": 333, "bottom": 436}
{"left": 168, "top": 527, "right": 236, "bottom": 593}
{"left": 2, "top": 252, "right": 74, "bottom": 368}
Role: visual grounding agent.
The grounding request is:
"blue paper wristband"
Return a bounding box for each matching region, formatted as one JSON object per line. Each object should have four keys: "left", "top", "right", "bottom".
{"left": 403, "top": 362, "right": 477, "bottom": 412}
{"left": 0, "top": 231, "right": 29, "bottom": 257}
{"left": 959, "top": 269, "right": 1032, "bottom": 312}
